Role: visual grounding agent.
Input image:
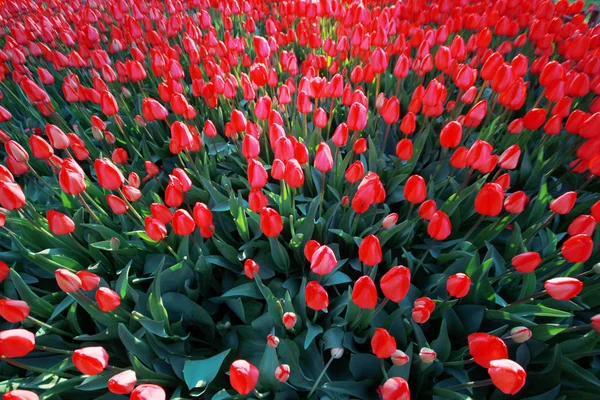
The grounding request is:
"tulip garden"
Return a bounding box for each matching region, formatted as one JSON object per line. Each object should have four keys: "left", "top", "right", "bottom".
{"left": 1, "top": 0, "right": 600, "bottom": 398}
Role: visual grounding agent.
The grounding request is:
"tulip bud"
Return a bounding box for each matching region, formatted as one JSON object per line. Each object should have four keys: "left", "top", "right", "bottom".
{"left": 511, "top": 252, "right": 542, "bottom": 273}
{"left": 352, "top": 276, "right": 378, "bottom": 309}
{"left": 283, "top": 312, "right": 297, "bottom": 330}
{"left": 0, "top": 261, "right": 8, "bottom": 283}
{"left": 562, "top": 234, "right": 593, "bottom": 262}
{"left": 382, "top": 377, "right": 410, "bottom": 400}
{"left": 550, "top": 191, "right": 577, "bottom": 215}
{"left": 305, "top": 281, "right": 329, "bottom": 311}
{"left": 47, "top": 210, "right": 75, "bottom": 235}
{"left": 260, "top": 208, "right": 283, "bottom": 237}
{"left": 331, "top": 347, "right": 344, "bottom": 359}
{"left": 130, "top": 384, "right": 166, "bottom": 400}
{"left": 419, "top": 348, "right": 437, "bottom": 363}
{"left": 371, "top": 328, "right": 397, "bottom": 359}
{"left": 109, "top": 237, "right": 121, "bottom": 251}
{"left": 404, "top": 175, "right": 427, "bottom": 204}
{"left": 382, "top": 213, "right": 398, "bottom": 229}
{"left": 475, "top": 183, "right": 505, "bottom": 216}
{"left": 76, "top": 271, "right": 100, "bottom": 291}
{"left": 427, "top": 211, "right": 452, "bottom": 240}
{"left": 229, "top": 360, "right": 259, "bottom": 395}
{"left": 391, "top": 350, "right": 410, "bottom": 366}
{"left": 0, "top": 329, "right": 35, "bottom": 358}
{"left": 358, "top": 235, "right": 382, "bottom": 266}
{"left": 412, "top": 306, "right": 431, "bottom": 324}
{"left": 108, "top": 370, "right": 137, "bottom": 394}
{"left": 55, "top": 269, "right": 82, "bottom": 293}
{"left": 0, "top": 299, "right": 30, "bottom": 323}
{"left": 510, "top": 327, "right": 532, "bottom": 343}
{"left": 267, "top": 334, "right": 280, "bottom": 348}
{"left": 380, "top": 266, "right": 411, "bottom": 303}
{"left": 95, "top": 287, "right": 121, "bottom": 312}
{"left": 488, "top": 359, "right": 527, "bottom": 395}
{"left": 544, "top": 277, "right": 583, "bottom": 300}
{"left": 244, "top": 259, "right": 260, "bottom": 279}
{"left": 593, "top": 263, "right": 600, "bottom": 274}
{"left": 275, "top": 364, "right": 290, "bottom": 383}
{"left": 2, "top": 390, "right": 40, "bottom": 400}
{"left": 591, "top": 315, "right": 600, "bottom": 333}
{"left": 73, "top": 346, "right": 109, "bottom": 375}
{"left": 446, "top": 273, "right": 471, "bottom": 298}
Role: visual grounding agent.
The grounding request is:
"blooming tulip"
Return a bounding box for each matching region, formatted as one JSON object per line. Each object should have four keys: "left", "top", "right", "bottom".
{"left": 380, "top": 266, "right": 411, "bottom": 302}
{"left": 230, "top": 360, "right": 259, "bottom": 395}
{"left": 73, "top": 346, "right": 109, "bottom": 375}
{"left": 381, "top": 377, "right": 410, "bottom": 400}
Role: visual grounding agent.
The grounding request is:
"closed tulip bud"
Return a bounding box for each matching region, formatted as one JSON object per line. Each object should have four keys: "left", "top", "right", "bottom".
{"left": 427, "top": 211, "right": 452, "bottom": 240}
{"left": 47, "top": 210, "right": 76, "bottom": 235}
{"left": 0, "top": 329, "right": 35, "bottom": 358}
{"left": 108, "top": 370, "right": 136, "bottom": 394}
{"left": 345, "top": 161, "right": 364, "bottom": 183}
{"left": 400, "top": 112, "right": 416, "bottom": 135}
{"left": 332, "top": 123, "right": 349, "bottom": 147}
{"left": 249, "top": 189, "right": 268, "bottom": 213}
{"left": 0, "top": 262, "right": 9, "bottom": 282}
{"left": 304, "top": 240, "right": 321, "bottom": 262}
{"left": 242, "top": 134, "right": 260, "bottom": 160}
{"left": 523, "top": 108, "right": 547, "bottom": 131}
{"left": 193, "top": 202, "right": 213, "bottom": 228}
{"left": 412, "top": 305, "right": 431, "bottom": 324}
{"left": 568, "top": 215, "right": 596, "bottom": 236}
{"left": 306, "top": 281, "right": 329, "bottom": 311}
{"left": 283, "top": 312, "right": 297, "bottom": 330}
{"left": 270, "top": 159, "right": 285, "bottom": 181}
{"left": 354, "top": 138, "right": 367, "bottom": 154}
{"left": 404, "top": 175, "right": 427, "bottom": 204}
{"left": 0, "top": 299, "right": 30, "bottom": 323}
{"left": 267, "top": 334, "right": 280, "bottom": 348}
{"left": 380, "top": 96, "right": 400, "bottom": 124}
{"left": 55, "top": 269, "right": 82, "bottom": 293}
{"left": 504, "top": 191, "right": 528, "bottom": 214}
{"left": 5, "top": 140, "right": 29, "bottom": 163}
{"left": 244, "top": 259, "right": 260, "bottom": 279}
{"left": 275, "top": 364, "right": 290, "bottom": 383}
{"left": 172, "top": 169, "right": 191, "bottom": 192}
{"left": 591, "top": 315, "right": 600, "bottom": 333}
{"left": 467, "top": 333, "right": 508, "bottom": 368}
{"left": 382, "top": 377, "right": 410, "bottom": 400}
{"left": 29, "top": 135, "right": 53, "bottom": 159}
{"left": 512, "top": 252, "right": 542, "bottom": 273}
{"left": 391, "top": 349, "right": 410, "bottom": 366}
{"left": 100, "top": 90, "right": 119, "bottom": 116}
{"left": 440, "top": 121, "right": 462, "bottom": 148}
{"left": 544, "top": 277, "right": 583, "bottom": 300}
{"left": 446, "top": 273, "right": 471, "bottom": 298}
{"left": 107, "top": 194, "right": 128, "bottom": 214}
{"left": 247, "top": 159, "right": 268, "bottom": 189}
{"left": 111, "top": 148, "right": 128, "bottom": 164}
{"left": 450, "top": 147, "right": 469, "bottom": 169}
{"left": 510, "top": 327, "right": 532, "bottom": 343}
{"left": 352, "top": 276, "right": 377, "bottom": 309}
{"left": 260, "top": 207, "right": 283, "bottom": 237}
{"left": 314, "top": 108, "right": 328, "bottom": 128}
{"left": 359, "top": 235, "right": 382, "bottom": 266}
{"left": 95, "top": 287, "right": 121, "bottom": 312}
{"left": 382, "top": 213, "right": 398, "bottom": 229}
{"left": 130, "top": 384, "right": 166, "bottom": 400}
{"left": 314, "top": 142, "right": 333, "bottom": 173}
{"left": 395, "top": 138, "right": 413, "bottom": 160}
{"left": 331, "top": 347, "right": 344, "bottom": 359}
{"left": 380, "top": 266, "right": 411, "bottom": 303}
{"left": 418, "top": 199, "right": 437, "bottom": 220}
{"left": 73, "top": 346, "right": 109, "bottom": 375}
{"left": 341, "top": 195, "right": 350, "bottom": 207}
{"left": 76, "top": 271, "right": 100, "bottom": 291}
{"left": 0, "top": 181, "right": 26, "bottom": 211}
{"left": 285, "top": 159, "right": 304, "bottom": 188}
{"left": 550, "top": 191, "right": 577, "bottom": 215}
{"left": 494, "top": 173, "right": 511, "bottom": 190}
{"left": 419, "top": 348, "right": 436, "bottom": 363}
{"left": 498, "top": 145, "right": 521, "bottom": 170}
{"left": 172, "top": 209, "right": 196, "bottom": 236}
{"left": 2, "top": 390, "right": 39, "bottom": 400}
{"left": 310, "top": 245, "right": 337, "bottom": 275}
{"left": 347, "top": 102, "right": 367, "bottom": 131}
{"left": 371, "top": 328, "right": 396, "bottom": 358}
{"left": 145, "top": 217, "right": 167, "bottom": 241}
{"left": 94, "top": 158, "right": 124, "bottom": 191}
{"left": 488, "top": 359, "right": 527, "bottom": 395}
{"left": 475, "top": 183, "right": 504, "bottom": 217}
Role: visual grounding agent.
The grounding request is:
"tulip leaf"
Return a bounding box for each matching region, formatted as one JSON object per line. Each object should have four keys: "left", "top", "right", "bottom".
{"left": 9, "top": 269, "right": 54, "bottom": 318}
{"left": 183, "top": 349, "right": 230, "bottom": 390}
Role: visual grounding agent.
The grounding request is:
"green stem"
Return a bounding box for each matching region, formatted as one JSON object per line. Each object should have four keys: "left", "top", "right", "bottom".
{"left": 444, "top": 379, "right": 493, "bottom": 391}
{"left": 307, "top": 355, "right": 336, "bottom": 398}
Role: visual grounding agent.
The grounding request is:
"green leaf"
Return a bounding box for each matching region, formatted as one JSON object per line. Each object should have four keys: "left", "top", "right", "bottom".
{"left": 431, "top": 319, "right": 451, "bottom": 362}
{"left": 10, "top": 269, "right": 54, "bottom": 318}
{"left": 254, "top": 274, "right": 284, "bottom": 328}
{"left": 304, "top": 320, "right": 323, "bottom": 350}
{"left": 269, "top": 237, "right": 290, "bottom": 274}
{"left": 183, "top": 349, "right": 230, "bottom": 390}
{"left": 118, "top": 323, "right": 155, "bottom": 367}
{"left": 148, "top": 257, "right": 170, "bottom": 329}
{"left": 222, "top": 282, "right": 262, "bottom": 298}
{"left": 259, "top": 344, "right": 280, "bottom": 391}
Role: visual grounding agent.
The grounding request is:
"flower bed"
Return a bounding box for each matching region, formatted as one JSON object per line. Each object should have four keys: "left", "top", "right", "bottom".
{"left": 0, "top": 0, "right": 599, "bottom": 399}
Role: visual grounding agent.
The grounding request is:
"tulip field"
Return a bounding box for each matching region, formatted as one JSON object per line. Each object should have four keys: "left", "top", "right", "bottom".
{"left": 1, "top": 0, "right": 600, "bottom": 398}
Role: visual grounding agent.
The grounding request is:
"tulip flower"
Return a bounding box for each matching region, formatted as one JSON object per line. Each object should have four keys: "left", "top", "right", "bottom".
{"left": 427, "top": 211, "right": 452, "bottom": 240}
{"left": 0, "top": 329, "right": 35, "bottom": 358}
{"left": 47, "top": 210, "right": 76, "bottom": 235}
{"left": 419, "top": 348, "right": 437, "bottom": 363}
{"left": 145, "top": 217, "right": 167, "bottom": 242}
{"left": 358, "top": 235, "right": 382, "bottom": 266}
{"left": 561, "top": 234, "right": 593, "bottom": 262}
{"left": 544, "top": 277, "right": 583, "bottom": 300}
{"left": 2, "top": 390, "right": 39, "bottom": 400}
{"left": 382, "top": 377, "right": 410, "bottom": 400}
{"left": 468, "top": 333, "right": 508, "bottom": 368}
{"left": 1, "top": 262, "right": 12, "bottom": 282}
{"left": 352, "top": 276, "right": 378, "bottom": 309}
{"left": 568, "top": 215, "right": 596, "bottom": 237}
{"left": 76, "top": 271, "right": 100, "bottom": 291}
{"left": 95, "top": 288, "right": 121, "bottom": 312}
{"left": 440, "top": 121, "right": 462, "bottom": 148}
{"left": 172, "top": 209, "right": 196, "bottom": 236}
{"left": 260, "top": 208, "right": 283, "bottom": 237}
{"left": 283, "top": 312, "right": 297, "bottom": 330}
{"left": 391, "top": 350, "right": 410, "bottom": 366}
{"left": 475, "top": 183, "right": 504, "bottom": 217}
{"left": 504, "top": 191, "right": 528, "bottom": 214}
{"left": 0, "top": 181, "right": 26, "bottom": 210}
{"left": 275, "top": 364, "right": 291, "bottom": 383}
{"left": 380, "top": 266, "right": 411, "bottom": 303}
{"left": 395, "top": 138, "right": 413, "bottom": 160}
{"left": 550, "top": 191, "right": 577, "bottom": 215}
{"left": 488, "top": 359, "right": 527, "bottom": 395}
{"left": 314, "top": 142, "right": 333, "bottom": 173}
{"left": 130, "top": 384, "right": 166, "bottom": 400}
{"left": 73, "top": 346, "right": 109, "bottom": 375}
{"left": 404, "top": 175, "right": 427, "bottom": 204}
{"left": 591, "top": 315, "right": 600, "bottom": 333}
{"left": 446, "top": 273, "right": 471, "bottom": 298}
{"left": 244, "top": 259, "right": 260, "bottom": 279}
{"left": 412, "top": 305, "right": 431, "bottom": 324}
{"left": 512, "top": 252, "right": 542, "bottom": 273}
{"left": 371, "top": 328, "right": 397, "bottom": 358}
{"left": 108, "top": 370, "right": 136, "bottom": 394}
{"left": 305, "top": 281, "right": 329, "bottom": 311}
{"left": 0, "top": 299, "right": 30, "bottom": 323}
{"left": 230, "top": 359, "right": 259, "bottom": 395}
{"left": 347, "top": 102, "right": 367, "bottom": 131}
{"left": 55, "top": 269, "right": 82, "bottom": 293}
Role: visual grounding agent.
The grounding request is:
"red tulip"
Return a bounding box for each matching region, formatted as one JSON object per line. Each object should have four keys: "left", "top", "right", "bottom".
{"left": 488, "top": 359, "right": 527, "bottom": 395}
{"left": 404, "top": 175, "right": 427, "bottom": 204}
{"left": 193, "top": 202, "right": 213, "bottom": 228}
{"left": 347, "top": 102, "right": 367, "bottom": 131}
{"left": 400, "top": 112, "right": 416, "bottom": 135}
{"left": 544, "top": 277, "right": 583, "bottom": 300}
{"left": 310, "top": 245, "right": 337, "bottom": 275}
{"left": 475, "top": 183, "right": 504, "bottom": 217}
{"left": 130, "top": 384, "right": 166, "bottom": 400}
{"left": 5, "top": 140, "right": 29, "bottom": 163}
{"left": 550, "top": 191, "right": 577, "bottom": 215}
{"left": 283, "top": 312, "right": 297, "bottom": 330}
{"left": 76, "top": 271, "right": 100, "bottom": 291}
{"left": 47, "top": 210, "right": 75, "bottom": 235}
{"left": 172, "top": 209, "right": 196, "bottom": 236}
{"left": 380, "top": 96, "right": 400, "bottom": 124}
{"left": 395, "top": 138, "right": 413, "bottom": 160}
{"left": 0, "top": 181, "right": 26, "bottom": 210}
{"left": 352, "top": 276, "right": 377, "bottom": 309}
{"left": 512, "top": 252, "right": 542, "bottom": 273}
{"left": 314, "top": 142, "right": 333, "bottom": 173}
{"left": 0, "top": 299, "right": 30, "bottom": 323}
{"left": 371, "top": 328, "right": 396, "bottom": 358}
{"left": 73, "top": 346, "right": 109, "bottom": 375}
{"left": 504, "top": 191, "right": 528, "bottom": 214}
{"left": 568, "top": 215, "right": 596, "bottom": 236}
{"left": 468, "top": 333, "right": 508, "bottom": 368}
{"left": 359, "top": 235, "right": 382, "bottom": 266}
{"left": 498, "top": 145, "right": 521, "bottom": 170}
{"left": 380, "top": 266, "right": 411, "bottom": 303}
{"left": 0, "top": 262, "right": 9, "bottom": 283}
{"left": 55, "top": 269, "right": 82, "bottom": 293}
{"left": 381, "top": 377, "right": 410, "bottom": 400}
{"left": 107, "top": 194, "right": 128, "bottom": 214}
{"left": 29, "top": 135, "right": 53, "bottom": 159}
{"left": 427, "top": 211, "right": 452, "bottom": 240}
{"left": 591, "top": 315, "right": 600, "bottom": 333}
{"left": 94, "top": 158, "right": 124, "bottom": 191}
{"left": 100, "top": 90, "right": 119, "bottom": 116}
{"left": 450, "top": 147, "right": 469, "bottom": 169}
{"left": 0, "top": 329, "right": 35, "bottom": 358}
{"left": 345, "top": 161, "right": 365, "bottom": 183}
{"left": 244, "top": 259, "right": 260, "bottom": 279}
{"left": 229, "top": 360, "right": 259, "bottom": 395}
{"left": 306, "top": 281, "right": 329, "bottom": 311}
{"left": 446, "top": 273, "right": 471, "bottom": 298}
{"left": 439, "top": 121, "right": 462, "bottom": 148}
{"left": 108, "top": 370, "right": 136, "bottom": 394}
{"left": 2, "top": 390, "right": 39, "bottom": 400}
{"left": 412, "top": 305, "right": 431, "bottom": 324}
{"left": 260, "top": 208, "right": 283, "bottom": 237}
{"left": 248, "top": 159, "right": 268, "bottom": 189}
{"left": 95, "top": 287, "right": 121, "bottom": 312}
{"left": 145, "top": 217, "right": 167, "bottom": 241}
{"left": 332, "top": 123, "right": 349, "bottom": 147}
{"left": 418, "top": 200, "right": 437, "bottom": 220}
{"left": 523, "top": 108, "right": 547, "bottom": 130}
